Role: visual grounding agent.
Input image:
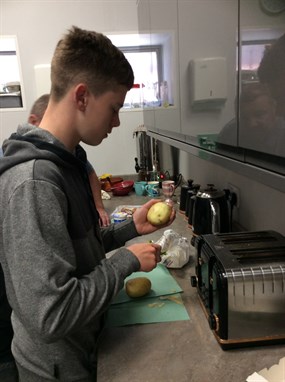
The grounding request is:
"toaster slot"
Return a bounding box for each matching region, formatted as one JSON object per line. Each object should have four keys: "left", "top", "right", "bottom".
{"left": 217, "top": 231, "right": 285, "bottom": 251}
{"left": 214, "top": 231, "right": 285, "bottom": 269}
{"left": 231, "top": 248, "right": 285, "bottom": 264}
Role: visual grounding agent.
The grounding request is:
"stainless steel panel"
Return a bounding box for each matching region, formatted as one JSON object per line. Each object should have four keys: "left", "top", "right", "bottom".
{"left": 227, "top": 265, "right": 285, "bottom": 339}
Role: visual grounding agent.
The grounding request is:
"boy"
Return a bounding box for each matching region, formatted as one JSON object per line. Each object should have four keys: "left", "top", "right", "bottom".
{"left": 0, "top": 26, "right": 175, "bottom": 381}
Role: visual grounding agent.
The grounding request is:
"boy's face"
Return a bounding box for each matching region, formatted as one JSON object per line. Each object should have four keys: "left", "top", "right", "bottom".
{"left": 80, "top": 85, "right": 128, "bottom": 146}
{"left": 241, "top": 94, "right": 276, "bottom": 130}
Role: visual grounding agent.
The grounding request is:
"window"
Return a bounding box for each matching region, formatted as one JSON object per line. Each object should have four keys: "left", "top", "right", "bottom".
{"left": 108, "top": 32, "right": 176, "bottom": 110}
{"left": 121, "top": 45, "right": 162, "bottom": 109}
{"left": 0, "top": 36, "right": 24, "bottom": 109}
{"left": 241, "top": 41, "right": 274, "bottom": 84}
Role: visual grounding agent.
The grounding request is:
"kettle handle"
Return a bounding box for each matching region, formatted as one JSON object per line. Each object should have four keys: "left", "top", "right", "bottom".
{"left": 210, "top": 200, "right": 220, "bottom": 234}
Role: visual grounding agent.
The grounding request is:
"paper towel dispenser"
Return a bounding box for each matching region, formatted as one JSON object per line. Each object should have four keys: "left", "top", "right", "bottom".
{"left": 34, "top": 64, "right": 51, "bottom": 97}
{"left": 190, "top": 57, "right": 227, "bottom": 110}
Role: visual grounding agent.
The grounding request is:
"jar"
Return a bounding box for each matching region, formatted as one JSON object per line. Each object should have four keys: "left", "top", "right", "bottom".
{"left": 113, "top": 212, "right": 128, "bottom": 224}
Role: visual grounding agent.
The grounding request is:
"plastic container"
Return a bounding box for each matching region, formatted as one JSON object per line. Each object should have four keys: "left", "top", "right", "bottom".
{"left": 130, "top": 84, "right": 143, "bottom": 108}
{"left": 113, "top": 212, "right": 128, "bottom": 224}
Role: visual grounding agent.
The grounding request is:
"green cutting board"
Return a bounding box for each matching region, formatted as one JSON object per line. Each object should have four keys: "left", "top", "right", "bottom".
{"left": 106, "top": 293, "right": 190, "bottom": 327}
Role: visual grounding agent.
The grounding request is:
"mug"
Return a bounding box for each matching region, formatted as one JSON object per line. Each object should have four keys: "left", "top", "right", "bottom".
{"left": 145, "top": 181, "right": 160, "bottom": 197}
{"left": 134, "top": 181, "right": 147, "bottom": 196}
{"left": 162, "top": 180, "right": 175, "bottom": 199}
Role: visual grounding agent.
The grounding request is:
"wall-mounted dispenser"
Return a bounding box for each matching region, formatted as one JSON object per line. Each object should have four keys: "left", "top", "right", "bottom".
{"left": 34, "top": 64, "right": 51, "bottom": 97}
{"left": 190, "top": 57, "right": 227, "bottom": 110}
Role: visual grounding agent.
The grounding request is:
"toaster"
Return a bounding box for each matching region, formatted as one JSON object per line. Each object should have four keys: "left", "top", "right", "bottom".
{"left": 191, "top": 230, "right": 285, "bottom": 349}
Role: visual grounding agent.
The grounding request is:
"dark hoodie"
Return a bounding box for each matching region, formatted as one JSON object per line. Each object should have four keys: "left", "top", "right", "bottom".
{"left": 0, "top": 124, "right": 140, "bottom": 381}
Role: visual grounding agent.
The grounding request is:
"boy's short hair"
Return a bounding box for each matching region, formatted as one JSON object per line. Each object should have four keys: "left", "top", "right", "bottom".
{"left": 50, "top": 26, "right": 134, "bottom": 101}
{"left": 258, "top": 33, "right": 285, "bottom": 86}
{"left": 30, "top": 94, "right": 50, "bottom": 119}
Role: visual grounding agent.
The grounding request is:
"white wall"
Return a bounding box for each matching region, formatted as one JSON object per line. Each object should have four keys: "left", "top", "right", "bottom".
{"left": 0, "top": 0, "right": 143, "bottom": 176}
{"left": 82, "top": 110, "right": 142, "bottom": 175}
{"left": 159, "top": 142, "right": 285, "bottom": 235}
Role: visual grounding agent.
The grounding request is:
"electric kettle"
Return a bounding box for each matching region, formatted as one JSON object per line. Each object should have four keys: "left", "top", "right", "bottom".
{"left": 192, "top": 184, "right": 230, "bottom": 236}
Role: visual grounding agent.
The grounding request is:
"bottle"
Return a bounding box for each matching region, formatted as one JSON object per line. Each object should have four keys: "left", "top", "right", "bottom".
{"left": 160, "top": 81, "right": 169, "bottom": 108}
{"left": 131, "top": 84, "right": 142, "bottom": 108}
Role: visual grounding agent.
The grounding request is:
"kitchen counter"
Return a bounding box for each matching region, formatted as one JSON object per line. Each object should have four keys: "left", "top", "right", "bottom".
{"left": 97, "top": 192, "right": 284, "bottom": 382}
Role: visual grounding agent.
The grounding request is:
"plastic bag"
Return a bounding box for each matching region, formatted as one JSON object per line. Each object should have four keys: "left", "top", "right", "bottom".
{"left": 155, "top": 229, "right": 191, "bottom": 268}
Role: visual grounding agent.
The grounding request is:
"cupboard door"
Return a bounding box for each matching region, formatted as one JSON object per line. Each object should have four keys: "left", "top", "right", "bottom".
{"left": 178, "top": 0, "right": 238, "bottom": 151}
{"left": 137, "top": 0, "right": 156, "bottom": 132}
{"left": 138, "top": 0, "right": 181, "bottom": 135}
{"left": 239, "top": 0, "right": 285, "bottom": 158}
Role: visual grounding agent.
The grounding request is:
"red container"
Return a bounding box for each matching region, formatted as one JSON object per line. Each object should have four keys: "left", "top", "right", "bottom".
{"left": 111, "top": 181, "right": 134, "bottom": 196}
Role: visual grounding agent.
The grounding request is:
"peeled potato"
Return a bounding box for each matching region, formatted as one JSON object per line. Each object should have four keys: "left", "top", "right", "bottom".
{"left": 147, "top": 202, "right": 172, "bottom": 226}
{"left": 125, "top": 277, "right": 152, "bottom": 298}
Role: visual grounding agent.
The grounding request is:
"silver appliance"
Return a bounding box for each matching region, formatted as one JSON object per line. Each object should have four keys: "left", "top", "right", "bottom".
{"left": 191, "top": 230, "right": 285, "bottom": 349}
{"left": 133, "top": 125, "right": 160, "bottom": 181}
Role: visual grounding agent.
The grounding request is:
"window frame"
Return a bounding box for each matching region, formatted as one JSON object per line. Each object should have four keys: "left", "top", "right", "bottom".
{"left": 0, "top": 35, "right": 25, "bottom": 111}
{"left": 120, "top": 44, "right": 163, "bottom": 109}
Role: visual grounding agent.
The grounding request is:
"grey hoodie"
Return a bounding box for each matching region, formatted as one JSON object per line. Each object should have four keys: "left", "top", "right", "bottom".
{"left": 0, "top": 124, "right": 140, "bottom": 381}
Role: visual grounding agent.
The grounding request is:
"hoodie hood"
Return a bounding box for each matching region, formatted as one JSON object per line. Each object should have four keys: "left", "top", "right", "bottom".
{"left": 0, "top": 123, "right": 87, "bottom": 175}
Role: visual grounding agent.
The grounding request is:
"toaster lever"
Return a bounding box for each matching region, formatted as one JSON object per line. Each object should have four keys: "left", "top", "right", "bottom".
{"left": 208, "top": 313, "right": 219, "bottom": 332}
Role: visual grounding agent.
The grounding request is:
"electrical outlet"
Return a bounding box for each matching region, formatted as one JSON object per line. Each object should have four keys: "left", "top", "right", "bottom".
{"left": 227, "top": 183, "right": 240, "bottom": 208}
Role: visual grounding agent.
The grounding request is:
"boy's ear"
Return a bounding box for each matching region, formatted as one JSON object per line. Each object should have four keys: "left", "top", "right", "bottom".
{"left": 28, "top": 114, "right": 41, "bottom": 126}
{"left": 75, "top": 84, "right": 88, "bottom": 111}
